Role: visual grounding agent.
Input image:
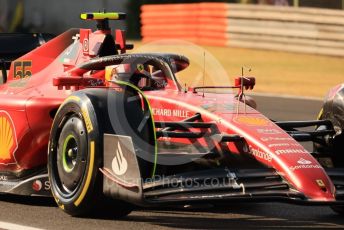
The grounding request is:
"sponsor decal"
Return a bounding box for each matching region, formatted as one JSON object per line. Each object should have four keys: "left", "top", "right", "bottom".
{"left": 13, "top": 60, "right": 32, "bottom": 79}
{"left": 153, "top": 79, "right": 168, "bottom": 89}
{"left": 152, "top": 108, "right": 190, "bottom": 118}
{"left": 234, "top": 116, "right": 270, "bottom": 127}
{"left": 81, "top": 107, "right": 93, "bottom": 133}
{"left": 268, "top": 143, "right": 301, "bottom": 148}
{"left": 275, "top": 149, "right": 308, "bottom": 155}
{"left": 32, "top": 180, "right": 42, "bottom": 192}
{"left": 268, "top": 143, "right": 290, "bottom": 148}
{"left": 112, "top": 141, "right": 128, "bottom": 176}
{"left": 29, "top": 176, "right": 51, "bottom": 193}
{"left": 290, "top": 164, "right": 322, "bottom": 171}
{"left": 0, "top": 111, "right": 18, "bottom": 163}
{"left": 316, "top": 179, "right": 326, "bottom": 188}
{"left": 137, "top": 64, "right": 145, "bottom": 72}
{"left": 297, "top": 158, "right": 312, "bottom": 165}
{"left": 261, "top": 137, "right": 293, "bottom": 142}
{"left": 289, "top": 158, "right": 321, "bottom": 171}
{"left": 44, "top": 180, "right": 51, "bottom": 191}
{"left": 256, "top": 128, "right": 281, "bottom": 135}
{"left": 250, "top": 146, "right": 273, "bottom": 162}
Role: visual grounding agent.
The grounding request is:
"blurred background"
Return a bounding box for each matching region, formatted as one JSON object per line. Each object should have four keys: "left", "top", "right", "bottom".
{"left": 0, "top": 0, "right": 343, "bottom": 98}
{"left": 1, "top": 0, "right": 343, "bottom": 37}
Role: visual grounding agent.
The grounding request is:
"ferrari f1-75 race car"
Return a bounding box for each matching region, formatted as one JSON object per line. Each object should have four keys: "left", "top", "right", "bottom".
{"left": 0, "top": 12, "right": 343, "bottom": 218}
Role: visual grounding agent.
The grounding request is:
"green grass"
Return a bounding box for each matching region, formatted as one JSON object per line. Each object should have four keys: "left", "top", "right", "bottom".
{"left": 133, "top": 41, "right": 344, "bottom": 98}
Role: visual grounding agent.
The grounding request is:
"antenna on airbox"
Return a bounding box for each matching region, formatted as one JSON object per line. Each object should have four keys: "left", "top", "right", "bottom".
{"left": 236, "top": 66, "right": 252, "bottom": 114}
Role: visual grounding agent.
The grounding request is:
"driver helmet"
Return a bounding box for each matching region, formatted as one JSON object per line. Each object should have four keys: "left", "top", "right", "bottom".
{"left": 151, "top": 67, "right": 167, "bottom": 89}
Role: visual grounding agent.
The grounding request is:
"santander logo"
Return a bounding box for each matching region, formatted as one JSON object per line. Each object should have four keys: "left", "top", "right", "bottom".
{"left": 297, "top": 158, "right": 312, "bottom": 165}
{"left": 289, "top": 158, "right": 321, "bottom": 171}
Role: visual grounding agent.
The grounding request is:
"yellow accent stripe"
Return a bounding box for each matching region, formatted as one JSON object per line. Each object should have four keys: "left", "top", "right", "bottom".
{"left": 74, "top": 141, "right": 95, "bottom": 206}
{"left": 66, "top": 96, "right": 81, "bottom": 103}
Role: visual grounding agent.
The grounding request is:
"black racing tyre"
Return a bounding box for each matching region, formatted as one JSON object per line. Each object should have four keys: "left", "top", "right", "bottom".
{"left": 48, "top": 94, "right": 103, "bottom": 216}
{"left": 331, "top": 206, "right": 344, "bottom": 215}
{"left": 48, "top": 92, "right": 134, "bottom": 217}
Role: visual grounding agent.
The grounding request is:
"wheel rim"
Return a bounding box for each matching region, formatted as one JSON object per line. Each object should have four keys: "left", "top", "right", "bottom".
{"left": 62, "top": 134, "right": 78, "bottom": 173}
{"left": 54, "top": 115, "right": 88, "bottom": 199}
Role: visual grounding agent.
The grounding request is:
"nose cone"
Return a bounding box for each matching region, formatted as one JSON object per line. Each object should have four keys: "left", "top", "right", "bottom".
{"left": 259, "top": 139, "right": 336, "bottom": 201}
{"left": 257, "top": 136, "right": 336, "bottom": 201}
{"left": 223, "top": 113, "right": 336, "bottom": 202}
{"left": 278, "top": 155, "right": 336, "bottom": 201}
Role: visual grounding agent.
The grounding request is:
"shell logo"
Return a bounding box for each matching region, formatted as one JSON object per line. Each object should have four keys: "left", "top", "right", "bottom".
{"left": 0, "top": 111, "right": 17, "bottom": 162}
{"left": 234, "top": 116, "right": 270, "bottom": 126}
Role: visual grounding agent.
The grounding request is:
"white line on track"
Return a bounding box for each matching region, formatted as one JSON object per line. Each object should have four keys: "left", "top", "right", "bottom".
{"left": 0, "top": 221, "right": 43, "bottom": 230}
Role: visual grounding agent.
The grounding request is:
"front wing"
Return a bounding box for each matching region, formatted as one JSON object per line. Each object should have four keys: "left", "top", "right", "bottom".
{"left": 101, "top": 134, "right": 344, "bottom": 207}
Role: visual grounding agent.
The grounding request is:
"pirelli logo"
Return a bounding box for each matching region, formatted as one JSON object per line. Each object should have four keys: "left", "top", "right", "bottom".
{"left": 81, "top": 107, "right": 93, "bottom": 133}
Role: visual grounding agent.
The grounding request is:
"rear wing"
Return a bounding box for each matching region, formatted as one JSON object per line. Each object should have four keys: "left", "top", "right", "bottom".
{"left": 0, "top": 33, "right": 55, "bottom": 83}
{"left": 0, "top": 33, "right": 55, "bottom": 67}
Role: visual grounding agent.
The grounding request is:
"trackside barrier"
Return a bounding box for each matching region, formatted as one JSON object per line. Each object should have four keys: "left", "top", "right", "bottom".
{"left": 140, "top": 3, "right": 344, "bottom": 57}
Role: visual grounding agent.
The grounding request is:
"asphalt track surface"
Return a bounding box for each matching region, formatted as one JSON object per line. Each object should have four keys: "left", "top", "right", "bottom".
{"left": 1, "top": 95, "right": 344, "bottom": 230}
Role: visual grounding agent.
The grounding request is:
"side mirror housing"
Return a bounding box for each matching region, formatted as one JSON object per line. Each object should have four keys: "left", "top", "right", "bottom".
{"left": 234, "top": 77, "right": 256, "bottom": 90}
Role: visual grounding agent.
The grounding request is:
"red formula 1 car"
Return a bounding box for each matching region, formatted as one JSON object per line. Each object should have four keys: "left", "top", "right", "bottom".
{"left": 0, "top": 12, "right": 343, "bottom": 217}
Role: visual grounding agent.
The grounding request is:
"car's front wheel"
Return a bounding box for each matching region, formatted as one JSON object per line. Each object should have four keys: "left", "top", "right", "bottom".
{"left": 48, "top": 96, "right": 102, "bottom": 216}
{"left": 48, "top": 92, "right": 133, "bottom": 218}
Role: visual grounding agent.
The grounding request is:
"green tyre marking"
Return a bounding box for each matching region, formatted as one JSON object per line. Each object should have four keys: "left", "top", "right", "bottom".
{"left": 62, "top": 134, "right": 76, "bottom": 173}
{"left": 114, "top": 80, "right": 158, "bottom": 178}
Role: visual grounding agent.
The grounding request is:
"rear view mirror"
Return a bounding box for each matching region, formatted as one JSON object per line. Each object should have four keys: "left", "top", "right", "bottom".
{"left": 234, "top": 77, "right": 255, "bottom": 90}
